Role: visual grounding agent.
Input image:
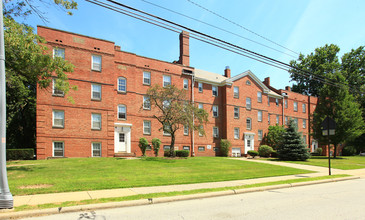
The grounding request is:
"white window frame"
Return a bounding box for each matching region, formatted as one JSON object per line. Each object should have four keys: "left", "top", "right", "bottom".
{"left": 233, "top": 86, "right": 239, "bottom": 98}
{"left": 52, "top": 110, "right": 64, "bottom": 128}
{"left": 303, "top": 135, "right": 307, "bottom": 145}
{"left": 198, "top": 82, "right": 203, "bottom": 92}
{"left": 213, "top": 127, "right": 219, "bottom": 138}
{"left": 268, "top": 114, "right": 270, "bottom": 124}
{"left": 294, "top": 102, "right": 298, "bottom": 112}
{"left": 92, "top": 142, "right": 101, "bottom": 157}
{"left": 199, "top": 125, "right": 203, "bottom": 136}
{"left": 285, "top": 116, "right": 288, "bottom": 125}
{"left": 258, "top": 130, "right": 263, "bottom": 141}
{"left": 276, "top": 115, "right": 280, "bottom": 125}
{"left": 117, "top": 77, "right": 126, "bottom": 93}
{"left": 184, "top": 125, "right": 189, "bottom": 136}
{"left": 118, "top": 105, "right": 126, "bottom": 120}
{"left": 53, "top": 47, "right": 65, "bottom": 59}
{"left": 285, "top": 99, "right": 288, "bottom": 109}
{"left": 276, "top": 98, "right": 279, "bottom": 106}
{"left": 91, "top": 84, "right": 101, "bottom": 100}
{"left": 212, "top": 86, "right": 218, "bottom": 97}
{"left": 212, "top": 105, "right": 218, "bottom": 118}
{"left": 163, "top": 75, "right": 171, "bottom": 87}
{"left": 52, "top": 78, "right": 64, "bottom": 96}
{"left": 143, "top": 71, "right": 151, "bottom": 85}
{"left": 143, "top": 120, "right": 151, "bottom": 135}
{"left": 198, "top": 103, "right": 203, "bottom": 109}
{"left": 91, "top": 113, "right": 101, "bottom": 130}
{"left": 257, "top": 92, "right": 262, "bottom": 103}
{"left": 198, "top": 146, "right": 205, "bottom": 152}
{"left": 303, "top": 119, "right": 307, "bottom": 128}
{"left": 53, "top": 141, "right": 64, "bottom": 157}
{"left": 294, "top": 118, "right": 298, "bottom": 127}
{"left": 163, "top": 124, "right": 171, "bottom": 136}
{"left": 91, "top": 54, "right": 102, "bottom": 71}
{"left": 234, "top": 127, "right": 239, "bottom": 139}
{"left": 246, "top": 97, "right": 251, "bottom": 110}
{"left": 143, "top": 96, "right": 151, "bottom": 110}
{"left": 234, "top": 106, "right": 239, "bottom": 119}
{"left": 246, "top": 118, "right": 252, "bottom": 130}
{"left": 302, "top": 103, "right": 306, "bottom": 113}
{"left": 183, "top": 79, "right": 189, "bottom": 90}
{"left": 258, "top": 111, "right": 262, "bottom": 122}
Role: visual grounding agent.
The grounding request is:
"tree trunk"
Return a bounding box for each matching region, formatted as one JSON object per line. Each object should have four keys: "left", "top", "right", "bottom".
{"left": 170, "top": 133, "right": 175, "bottom": 157}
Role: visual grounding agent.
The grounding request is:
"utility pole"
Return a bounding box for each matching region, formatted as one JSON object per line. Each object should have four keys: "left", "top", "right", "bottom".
{"left": 0, "top": 2, "right": 14, "bottom": 209}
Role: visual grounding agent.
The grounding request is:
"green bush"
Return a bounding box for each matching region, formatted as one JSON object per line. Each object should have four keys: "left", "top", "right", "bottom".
{"left": 258, "top": 145, "right": 274, "bottom": 157}
{"left": 270, "top": 150, "right": 278, "bottom": 158}
{"left": 164, "top": 150, "right": 176, "bottom": 157}
{"left": 152, "top": 138, "right": 161, "bottom": 157}
{"left": 6, "top": 148, "right": 34, "bottom": 160}
{"left": 138, "top": 137, "right": 149, "bottom": 157}
{"left": 342, "top": 146, "right": 356, "bottom": 156}
{"left": 220, "top": 139, "right": 231, "bottom": 157}
{"left": 247, "top": 150, "right": 259, "bottom": 158}
{"left": 311, "top": 148, "right": 323, "bottom": 156}
{"left": 175, "top": 150, "right": 189, "bottom": 157}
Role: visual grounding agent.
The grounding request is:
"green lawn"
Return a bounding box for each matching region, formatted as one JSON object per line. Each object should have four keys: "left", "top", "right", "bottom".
{"left": 7, "top": 157, "right": 312, "bottom": 196}
{"left": 278, "top": 156, "right": 365, "bottom": 170}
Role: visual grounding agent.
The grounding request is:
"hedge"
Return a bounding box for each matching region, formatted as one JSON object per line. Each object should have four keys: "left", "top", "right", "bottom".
{"left": 175, "top": 150, "right": 189, "bottom": 157}
{"left": 6, "top": 148, "right": 34, "bottom": 160}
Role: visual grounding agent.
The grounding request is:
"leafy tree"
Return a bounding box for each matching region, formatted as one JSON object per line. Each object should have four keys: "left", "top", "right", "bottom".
{"left": 258, "top": 145, "right": 273, "bottom": 157}
{"left": 220, "top": 139, "right": 231, "bottom": 157}
{"left": 278, "top": 119, "right": 310, "bottom": 161}
{"left": 152, "top": 138, "right": 161, "bottom": 157}
{"left": 311, "top": 72, "right": 364, "bottom": 158}
{"left": 138, "top": 137, "right": 149, "bottom": 157}
{"left": 4, "top": 17, "right": 74, "bottom": 148}
{"left": 264, "top": 125, "right": 285, "bottom": 150}
{"left": 146, "top": 84, "right": 208, "bottom": 157}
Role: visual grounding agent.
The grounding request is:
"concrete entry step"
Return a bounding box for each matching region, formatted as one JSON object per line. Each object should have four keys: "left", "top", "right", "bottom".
{"left": 114, "top": 152, "right": 136, "bottom": 157}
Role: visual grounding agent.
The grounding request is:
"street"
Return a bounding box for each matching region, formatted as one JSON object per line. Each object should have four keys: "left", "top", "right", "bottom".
{"left": 23, "top": 178, "right": 365, "bottom": 220}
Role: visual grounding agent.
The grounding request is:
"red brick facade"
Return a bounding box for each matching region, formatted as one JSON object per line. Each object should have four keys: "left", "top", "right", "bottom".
{"left": 36, "top": 26, "right": 318, "bottom": 159}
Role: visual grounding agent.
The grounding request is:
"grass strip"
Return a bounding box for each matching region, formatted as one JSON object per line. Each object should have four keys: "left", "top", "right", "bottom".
{"left": 14, "top": 174, "right": 350, "bottom": 212}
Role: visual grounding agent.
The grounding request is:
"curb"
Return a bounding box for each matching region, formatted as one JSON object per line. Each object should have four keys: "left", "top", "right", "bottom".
{"left": 0, "top": 176, "right": 360, "bottom": 219}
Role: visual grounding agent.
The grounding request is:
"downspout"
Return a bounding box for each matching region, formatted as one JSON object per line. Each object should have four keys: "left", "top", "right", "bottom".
{"left": 191, "top": 73, "right": 195, "bottom": 157}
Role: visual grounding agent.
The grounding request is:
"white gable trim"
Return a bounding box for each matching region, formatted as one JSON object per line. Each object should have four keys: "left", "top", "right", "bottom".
{"left": 226, "top": 70, "right": 271, "bottom": 93}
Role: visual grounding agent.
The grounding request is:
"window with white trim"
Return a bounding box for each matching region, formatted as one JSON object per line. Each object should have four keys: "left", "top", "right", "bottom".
{"left": 118, "top": 105, "right": 126, "bottom": 120}
{"left": 268, "top": 114, "right": 270, "bottom": 124}
{"left": 163, "top": 145, "right": 170, "bottom": 151}
{"left": 118, "top": 77, "right": 126, "bottom": 93}
{"left": 233, "top": 86, "right": 239, "bottom": 98}
{"left": 303, "top": 119, "right": 307, "bottom": 128}
{"left": 198, "top": 146, "right": 205, "bottom": 151}
{"left": 53, "top": 141, "right": 64, "bottom": 157}
{"left": 183, "top": 79, "right": 189, "bottom": 90}
{"left": 303, "top": 135, "right": 307, "bottom": 144}
{"left": 234, "top": 106, "right": 239, "bottom": 119}
{"left": 198, "top": 82, "right": 203, "bottom": 92}
{"left": 212, "top": 86, "right": 218, "bottom": 97}
{"left": 258, "top": 130, "right": 263, "bottom": 141}
{"left": 246, "top": 118, "right": 252, "bottom": 130}
{"left": 91, "top": 54, "right": 102, "bottom": 71}
{"left": 294, "top": 102, "right": 298, "bottom": 112}
{"left": 294, "top": 118, "right": 298, "bottom": 128}
{"left": 234, "top": 127, "right": 239, "bottom": 139}
{"left": 183, "top": 146, "right": 190, "bottom": 151}
{"left": 163, "top": 75, "right": 171, "bottom": 87}
{"left": 258, "top": 111, "right": 262, "bottom": 122}
{"left": 53, "top": 110, "right": 64, "bottom": 128}
{"left": 184, "top": 125, "right": 189, "bottom": 136}
{"left": 143, "top": 120, "right": 151, "bottom": 135}
{"left": 285, "top": 116, "right": 288, "bottom": 125}
{"left": 143, "top": 96, "right": 151, "bottom": 110}
{"left": 285, "top": 99, "right": 288, "bottom": 109}
{"left": 246, "top": 97, "right": 251, "bottom": 110}
{"left": 257, "top": 92, "right": 262, "bottom": 103}
{"left": 53, "top": 48, "right": 65, "bottom": 59}
{"left": 199, "top": 125, "right": 203, "bottom": 136}
{"left": 302, "top": 103, "right": 306, "bottom": 113}
{"left": 276, "top": 115, "right": 279, "bottom": 125}
{"left": 276, "top": 98, "right": 279, "bottom": 106}
{"left": 163, "top": 124, "right": 171, "bottom": 136}
{"left": 213, "top": 127, "right": 219, "bottom": 138}
{"left": 212, "top": 105, "right": 218, "bottom": 117}
{"left": 91, "top": 113, "right": 101, "bottom": 130}
{"left": 53, "top": 78, "right": 64, "bottom": 96}
{"left": 91, "top": 84, "right": 101, "bottom": 100}
{"left": 92, "top": 142, "right": 101, "bottom": 157}
{"left": 198, "top": 103, "right": 203, "bottom": 109}
{"left": 143, "top": 71, "right": 151, "bottom": 85}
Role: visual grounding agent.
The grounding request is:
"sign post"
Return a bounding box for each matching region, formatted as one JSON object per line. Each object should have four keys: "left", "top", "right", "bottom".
{"left": 321, "top": 116, "right": 336, "bottom": 176}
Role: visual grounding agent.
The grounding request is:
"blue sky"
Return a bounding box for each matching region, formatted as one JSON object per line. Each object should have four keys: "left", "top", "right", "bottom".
{"left": 17, "top": 0, "right": 365, "bottom": 89}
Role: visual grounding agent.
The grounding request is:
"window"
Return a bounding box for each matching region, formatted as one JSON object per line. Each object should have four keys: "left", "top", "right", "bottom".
{"left": 285, "top": 116, "right": 288, "bottom": 125}
{"left": 303, "top": 119, "right": 307, "bottom": 128}
{"left": 91, "top": 113, "right": 101, "bottom": 130}
{"left": 246, "top": 80, "right": 251, "bottom": 85}
{"left": 303, "top": 135, "right": 307, "bottom": 145}
{"left": 233, "top": 87, "right": 239, "bottom": 98}
{"left": 198, "top": 146, "right": 205, "bottom": 151}
{"left": 118, "top": 77, "right": 126, "bottom": 93}
{"left": 143, "top": 96, "right": 151, "bottom": 110}
{"left": 163, "top": 145, "right": 170, "bottom": 151}
{"left": 213, "top": 127, "right": 219, "bottom": 138}
{"left": 276, "top": 115, "right": 280, "bottom": 125}
{"left": 143, "top": 121, "right": 151, "bottom": 135}
{"left": 53, "top": 48, "right": 65, "bottom": 59}
{"left": 92, "top": 143, "right": 101, "bottom": 157}
{"left": 91, "top": 84, "right": 101, "bottom": 100}
{"left": 143, "top": 71, "right": 151, "bottom": 85}
{"left": 246, "top": 118, "right": 252, "bottom": 130}
{"left": 258, "top": 130, "right": 263, "bottom": 141}
{"left": 285, "top": 99, "right": 288, "bottom": 109}
{"left": 198, "top": 103, "right": 203, "bottom": 109}
{"left": 212, "top": 105, "right": 218, "bottom": 117}
{"left": 53, "top": 141, "right": 64, "bottom": 157}
{"left": 294, "top": 102, "right": 298, "bottom": 112}
{"left": 213, "top": 147, "right": 219, "bottom": 152}
{"left": 146, "top": 145, "right": 152, "bottom": 151}
{"left": 163, "top": 124, "right": 171, "bottom": 136}
{"left": 258, "top": 111, "right": 262, "bottom": 122}
{"left": 53, "top": 78, "right": 64, "bottom": 96}
{"left": 183, "top": 146, "right": 190, "bottom": 151}
{"left": 53, "top": 110, "right": 64, "bottom": 128}
{"left": 246, "top": 98, "right": 251, "bottom": 110}
{"left": 268, "top": 114, "right": 270, "bottom": 124}
{"left": 91, "top": 54, "right": 102, "bottom": 71}
{"left": 199, "top": 125, "right": 203, "bottom": 136}
{"left": 247, "top": 139, "right": 251, "bottom": 148}
{"left": 118, "top": 105, "right": 126, "bottom": 120}
{"left": 198, "top": 82, "right": 203, "bottom": 92}
{"left": 302, "top": 104, "right": 306, "bottom": 113}
{"left": 212, "top": 86, "right": 218, "bottom": 97}
{"left": 276, "top": 98, "right": 279, "bottom": 106}
{"left": 257, "top": 92, "right": 262, "bottom": 103}
{"left": 294, "top": 118, "right": 298, "bottom": 127}
{"left": 234, "top": 127, "right": 240, "bottom": 139}
{"left": 234, "top": 107, "right": 239, "bottom": 119}
{"left": 183, "top": 79, "right": 189, "bottom": 90}
{"left": 184, "top": 125, "right": 189, "bottom": 136}
{"left": 163, "top": 75, "right": 171, "bottom": 87}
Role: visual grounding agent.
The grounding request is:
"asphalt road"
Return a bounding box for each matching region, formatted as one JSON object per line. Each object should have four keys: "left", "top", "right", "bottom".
{"left": 22, "top": 178, "right": 365, "bottom": 220}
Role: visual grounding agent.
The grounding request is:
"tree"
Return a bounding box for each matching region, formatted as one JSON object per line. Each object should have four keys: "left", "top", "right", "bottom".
{"left": 311, "top": 72, "right": 364, "bottom": 158}
{"left": 138, "top": 137, "right": 149, "bottom": 157}
{"left": 264, "top": 125, "right": 285, "bottom": 150}
{"left": 220, "top": 139, "right": 231, "bottom": 157}
{"left": 4, "top": 17, "right": 74, "bottom": 148}
{"left": 146, "top": 84, "right": 208, "bottom": 157}
{"left": 152, "top": 138, "right": 161, "bottom": 157}
{"left": 278, "top": 119, "right": 310, "bottom": 161}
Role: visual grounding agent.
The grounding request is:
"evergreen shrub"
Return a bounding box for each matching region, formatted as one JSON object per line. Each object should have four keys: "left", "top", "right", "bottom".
{"left": 258, "top": 145, "right": 274, "bottom": 157}
{"left": 247, "top": 150, "right": 259, "bottom": 158}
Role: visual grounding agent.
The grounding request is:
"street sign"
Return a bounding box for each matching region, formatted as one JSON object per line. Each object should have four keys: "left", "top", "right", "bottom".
{"left": 321, "top": 117, "right": 336, "bottom": 136}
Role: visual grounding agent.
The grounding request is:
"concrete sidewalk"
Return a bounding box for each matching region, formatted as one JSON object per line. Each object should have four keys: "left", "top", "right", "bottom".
{"left": 1, "top": 158, "right": 364, "bottom": 218}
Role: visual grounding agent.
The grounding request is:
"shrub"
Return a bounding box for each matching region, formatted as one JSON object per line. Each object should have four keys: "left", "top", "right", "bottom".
{"left": 342, "top": 146, "right": 356, "bottom": 156}
{"left": 247, "top": 150, "right": 259, "bottom": 158}
{"left": 258, "top": 145, "right": 274, "bottom": 157}
{"left": 311, "top": 148, "right": 323, "bottom": 156}
{"left": 270, "top": 150, "right": 278, "bottom": 158}
{"left": 152, "top": 138, "right": 161, "bottom": 157}
{"left": 220, "top": 139, "right": 231, "bottom": 157}
{"left": 138, "top": 137, "right": 149, "bottom": 157}
{"left": 175, "top": 150, "right": 189, "bottom": 157}
{"left": 164, "top": 150, "right": 176, "bottom": 157}
{"left": 6, "top": 148, "right": 34, "bottom": 160}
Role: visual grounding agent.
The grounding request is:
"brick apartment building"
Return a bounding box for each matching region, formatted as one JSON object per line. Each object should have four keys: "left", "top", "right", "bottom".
{"left": 36, "top": 26, "right": 318, "bottom": 159}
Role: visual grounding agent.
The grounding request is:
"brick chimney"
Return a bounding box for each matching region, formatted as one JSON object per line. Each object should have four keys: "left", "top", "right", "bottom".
{"left": 224, "top": 66, "right": 231, "bottom": 78}
{"left": 178, "top": 31, "right": 190, "bottom": 66}
{"left": 285, "top": 86, "right": 291, "bottom": 91}
{"left": 263, "top": 77, "right": 270, "bottom": 86}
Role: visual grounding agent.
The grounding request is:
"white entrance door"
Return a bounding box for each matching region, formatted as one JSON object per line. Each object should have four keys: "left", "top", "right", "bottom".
{"left": 114, "top": 125, "right": 131, "bottom": 153}
{"left": 244, "top": 133, "right": 255, "bottom": 154}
